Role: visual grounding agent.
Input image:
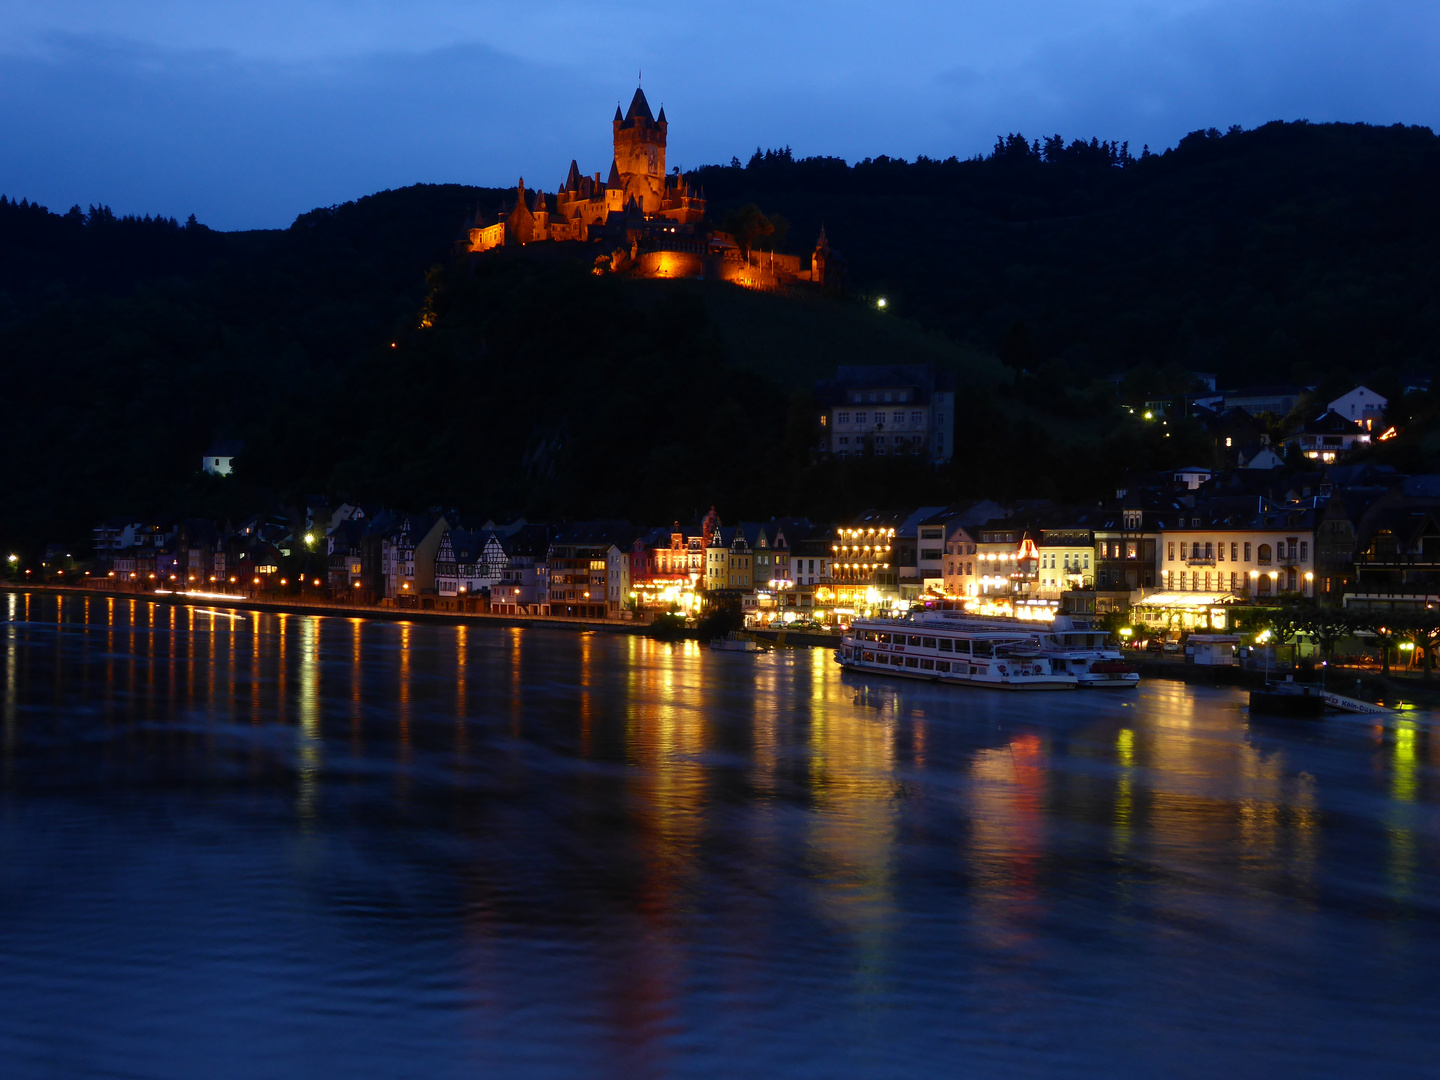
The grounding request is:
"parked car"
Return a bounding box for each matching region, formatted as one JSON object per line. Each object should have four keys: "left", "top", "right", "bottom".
{"left": 1162, "top": 640, "right": 1183, "bottom": 654}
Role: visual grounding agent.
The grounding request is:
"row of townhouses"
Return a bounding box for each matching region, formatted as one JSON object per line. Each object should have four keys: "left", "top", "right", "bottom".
{"left": 84, "top": 457, "right": 1440, "bottom": 634}
{"left": 78, "top": 374, "right": 1434, "bottom": 632}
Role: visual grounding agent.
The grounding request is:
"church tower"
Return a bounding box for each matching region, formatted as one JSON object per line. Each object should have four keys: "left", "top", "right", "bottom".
{"left": 612, "top": 87, "right": 667, "bottom": 215}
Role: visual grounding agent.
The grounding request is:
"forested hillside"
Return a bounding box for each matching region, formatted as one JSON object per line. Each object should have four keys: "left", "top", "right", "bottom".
{"left": 2, "top": 120, "right": 1439, "bottom": 553}
{"left": 695, "top": 121, "right": 1440, "bottom": 398}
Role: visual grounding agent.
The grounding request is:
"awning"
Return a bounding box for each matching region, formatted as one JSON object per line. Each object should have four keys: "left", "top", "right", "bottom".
{"left": 1134, "top": 592, "right": 1242, "bottom": 607}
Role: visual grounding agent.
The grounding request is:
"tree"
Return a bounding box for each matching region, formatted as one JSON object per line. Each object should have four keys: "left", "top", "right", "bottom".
{"left": 1401, "top": 610, "right": 1440, "bottom": 679}
{"left": 719, "top": 204, "right": 774, "bottom": 254}
{"left": 1351, "top": 613, "right": 1399, "bottom": 675}
{"left": 1001, "top": 319, "right": 1038, "bottom": 373}
{"left": 1266, "top": 601, "right": 1308, "bottom": 665}
{"left": 1294, "top": 601, "right": 1354, "bottom": 664}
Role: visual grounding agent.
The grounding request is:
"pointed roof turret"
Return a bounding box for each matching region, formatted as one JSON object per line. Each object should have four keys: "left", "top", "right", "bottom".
{"left": 657, "top": 104, "right": 667, "bottom": 124}
{"left": 606, "top": 158, "right": 621, "bottom": 188}
{"left": 564, "top": 159, "right": 582, "bottom": 192}
{"left": 614, "top": 104, "right": 623, "bottom": 122}
{"left": 815, "top": 224, "right": 830, "bottom": 253}
{"left": 625, "top": 87, "right": 654, "bottom": 124}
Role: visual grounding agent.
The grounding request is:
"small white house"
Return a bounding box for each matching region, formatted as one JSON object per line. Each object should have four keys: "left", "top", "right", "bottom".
{"left": 1327, "top": 386, "right": 1387, "bottom": 431}
{"left": 202, "top": 440, "right": 244, "bottom": 476}
{"left": 1189, "top": 634, "right": 1240, "bottom": 666}
{"left": 1173, "top": 466, "right": 1213, "bottom": 490}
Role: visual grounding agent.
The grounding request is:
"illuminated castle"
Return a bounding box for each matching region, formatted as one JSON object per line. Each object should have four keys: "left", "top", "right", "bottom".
{"left": 467, "top": 87, "right": 843, "bottom": 290}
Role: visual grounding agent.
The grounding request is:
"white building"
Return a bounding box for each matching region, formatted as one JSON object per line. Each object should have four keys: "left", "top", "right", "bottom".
{"left": 815, "top": 364, "right": 956, "bottom": 463}
{"left": 202, "top": 440, "right": 244, "bottom": 476}
{"left": 1327, "top": 385, "right": 1387, "bottom": 431}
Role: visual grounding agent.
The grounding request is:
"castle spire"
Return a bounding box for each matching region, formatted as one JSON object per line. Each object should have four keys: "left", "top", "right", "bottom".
{"left": 624, "top": 87, "right": 654, "bottom": 125}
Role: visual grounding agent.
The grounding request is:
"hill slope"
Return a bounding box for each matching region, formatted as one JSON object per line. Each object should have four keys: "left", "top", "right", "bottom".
{"left": 4, "top": 119, "right": 1440, "bottom": 550}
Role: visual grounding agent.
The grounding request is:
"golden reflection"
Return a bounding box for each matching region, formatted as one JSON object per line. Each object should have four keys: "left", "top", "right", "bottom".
{"left": 1392, "top": 720, "right": 1418, "bottom": 803}
{"left": 296, "top": 616, "right": 321, "bottom": 823}
{"left": 275, "top": 613, "right": 288, "bottom": 726}
{"left": 350, "top": 619, "right": 364, "bottom": 753}
{"left": 806, "top": 653, "right": 898, "bottom": 982}
{"left": 969, "top": 733, "right": 1045, "bottom": 949}
{"left": 251, "top": 613, "right": 263, "bottom": 726}
{"left": 454, "top": 625, "right": 468, "bottom": 762}
{"left": 4, "top": 591, "right": 17, "bottom": 777}
{"left": 512, "top": 627, "right": 527, "bottom": 740}
{"left": 1386, "top": 719, "right": 1420, "bottom": 901}
{"left": 397, "top": 622, "right": 412, "bottom": 757}
{"left": 1113, "top": 727, "right": 1134, "bottom": 855}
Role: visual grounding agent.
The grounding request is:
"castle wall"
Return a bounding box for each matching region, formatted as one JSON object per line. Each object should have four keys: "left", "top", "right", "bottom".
{"left": 636, "top": 250, "right": 705, "bottom": 279}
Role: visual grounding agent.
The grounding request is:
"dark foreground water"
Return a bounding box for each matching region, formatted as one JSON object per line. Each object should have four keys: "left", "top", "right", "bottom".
{"left": 1, "top": 592, "right": 1438, "bottom": 1078}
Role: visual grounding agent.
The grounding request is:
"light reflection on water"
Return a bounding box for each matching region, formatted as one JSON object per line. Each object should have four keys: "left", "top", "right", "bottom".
{"left": 0, "top": 593, "right": 1437, "bottom": 1078}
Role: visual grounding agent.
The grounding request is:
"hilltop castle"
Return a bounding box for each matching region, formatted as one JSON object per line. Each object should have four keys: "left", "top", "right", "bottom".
{"left": 467, "top": 87, "right": 843, "bottom": 291}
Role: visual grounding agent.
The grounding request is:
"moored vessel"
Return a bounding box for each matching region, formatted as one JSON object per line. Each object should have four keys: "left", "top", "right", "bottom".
{"left": 837, "top": 617, "right": 1078, "bottom": 690}
{"left": 907, "top": 609, "right": 1139, "bottom": 688}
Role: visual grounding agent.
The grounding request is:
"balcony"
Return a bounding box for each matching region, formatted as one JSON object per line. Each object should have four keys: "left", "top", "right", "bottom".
{"left": 1185, "top": 555, "right": 1216, "bottom": 567}
{"left": 1356, "top": 552, "right": 1440, "bottom": 568}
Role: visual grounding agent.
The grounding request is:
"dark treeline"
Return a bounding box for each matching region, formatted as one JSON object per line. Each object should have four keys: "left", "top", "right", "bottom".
{"left": 4, "top": 120, "right": 1440, "bottom": 553}
{"left": 690, "top": 121, "right": 1440, "bottom": 390}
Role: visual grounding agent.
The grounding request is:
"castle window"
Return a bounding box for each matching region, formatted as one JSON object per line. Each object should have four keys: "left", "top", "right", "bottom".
{"left": 838, "top": 412, "right": 850, "bottom": 424}
{"left": 893, "top": 411, "right": 904, "bottom": 424}
{"left": 911, "top": 411, "right": 923, "bottom": 424}
{"left": 839, "top": 436, "right": 849, "bottom": 445}
{"left": 874, "top": 435, "right": 886, "bottom": 445}
{"left": 855, "top": 412, "right": 867, "bottom": 424}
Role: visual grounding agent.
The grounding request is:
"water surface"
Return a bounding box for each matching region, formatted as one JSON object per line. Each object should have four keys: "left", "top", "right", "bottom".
{"left": 1, "top": 591, "right": 1437, "bottom": 1077}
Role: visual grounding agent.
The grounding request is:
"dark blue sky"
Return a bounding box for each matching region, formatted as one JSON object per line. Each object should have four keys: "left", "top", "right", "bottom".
{"left": 2, "top": 1, "right": 1436, "bottom": 230}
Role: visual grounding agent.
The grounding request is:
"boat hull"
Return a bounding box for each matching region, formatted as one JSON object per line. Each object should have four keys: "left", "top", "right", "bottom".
{"left": 837, "top": 654, "right": 1076, "bottom": 690}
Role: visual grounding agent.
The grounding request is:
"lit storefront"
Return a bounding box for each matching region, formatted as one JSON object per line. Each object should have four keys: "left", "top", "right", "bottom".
{"left": 1132, "top": 591, "right": 1240, "bottom": 632}
{"left": 631, "top": 574, "right": 700, "bottom": 614}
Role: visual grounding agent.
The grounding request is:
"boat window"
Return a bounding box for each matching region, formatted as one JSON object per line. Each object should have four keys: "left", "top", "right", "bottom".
{"left": 908, "top": 635, "right": 922, "bottom": 646}
{"left": 877, "top": 634, "right": 891, "bottom": 644}
{"left": 973, "top": 641, "right": 993, "bottom": 658}
{"left": 937, "top": 639, "right": 953, "bottom": 652}
{"left": 863, "top": 652, "right": 874, "bottom": 662}
{"left": 920, "top": 658, "right": 935, "bottom": 670}
{"left": 922, "top": 637, "right": 937, "bottom": 649}
{"left": 891, "top": 655, "right": 904, "bottom": 666}
{"left": 936, "top": 661, "right": 950, "bottom": 672}
{"left": 905, "top": 656, "right": 920, "bottom": 668}
{"left": 952, "top": 639, "right": 971, "bottom": 654}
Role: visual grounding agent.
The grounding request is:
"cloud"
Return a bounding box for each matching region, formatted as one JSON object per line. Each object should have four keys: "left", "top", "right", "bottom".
{"left": 0, "top": 3, "right": 1436, "bottom": 227}
{"left": 0, "top": 34, "right": 609, "bottom": 228}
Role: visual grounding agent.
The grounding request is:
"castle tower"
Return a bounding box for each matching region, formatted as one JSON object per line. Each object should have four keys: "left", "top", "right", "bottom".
{"left": 612, "top": 87, "right": 667, "bottom": 215}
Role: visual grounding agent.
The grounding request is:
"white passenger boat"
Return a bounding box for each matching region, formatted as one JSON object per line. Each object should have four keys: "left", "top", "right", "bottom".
{"left": 710, "top": 631, "right": 761, "bottom": 653}
{"left": 909, "top": 611, "right": 1139, "bottom": 689}
{"left": 837, "top": 617, "right": 1078, "bottom": 690}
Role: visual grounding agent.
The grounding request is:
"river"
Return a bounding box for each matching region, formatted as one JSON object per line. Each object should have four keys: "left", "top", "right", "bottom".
{"left": 1, "top": 591, "right": 1436, "bottom": 1077}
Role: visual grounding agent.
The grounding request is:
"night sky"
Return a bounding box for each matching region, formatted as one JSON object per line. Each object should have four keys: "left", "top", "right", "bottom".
{"left": 1, "top": 1, "right": 1436, "bottom": 229}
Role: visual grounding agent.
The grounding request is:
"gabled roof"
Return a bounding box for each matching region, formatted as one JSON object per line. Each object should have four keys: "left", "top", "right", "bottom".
{"left": 1294, "top": 410, "right": 1364, "bottom": 436}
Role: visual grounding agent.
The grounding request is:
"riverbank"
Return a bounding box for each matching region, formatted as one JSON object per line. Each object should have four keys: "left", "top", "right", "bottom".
{"left": 1132, "top": 657, "right": 1440, "bottom": 707}
{"left": 2, "top": 584, "right": 651, "bottom": 636}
